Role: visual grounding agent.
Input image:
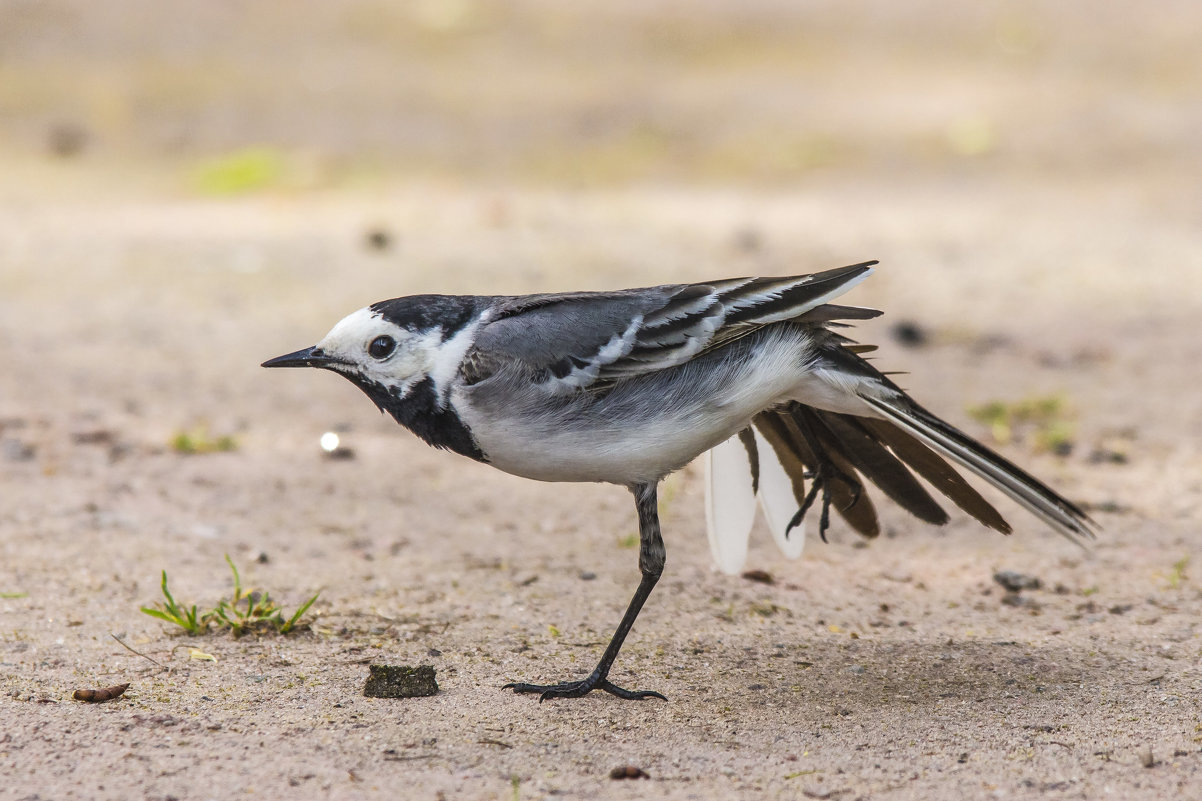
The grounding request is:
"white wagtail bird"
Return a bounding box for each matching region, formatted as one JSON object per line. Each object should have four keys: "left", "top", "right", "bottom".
{"left": 263, "top": 262, "right": 1095, "bottom": 701}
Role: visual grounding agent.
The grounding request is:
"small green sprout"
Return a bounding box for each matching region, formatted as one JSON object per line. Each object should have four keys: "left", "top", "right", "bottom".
{"left": 967, "top": 394, "right": 1074, "bottom": 454}
{"left": 141, "top": 571, "right": 205, "bottom": 634}
{"left": 209, "top": 555, "right": 319, "bottom": 636}
{"left": 141, "top": 556, "right": 319, "bottom": 636}
{"left": 1168, "top": 556, "right": 1189, "bottom": 589}
{"left": 191, "top": 147, "right": 286, "bottom": 195}
{"left": 170, "top": 425, "right": 237, "bottom": 454}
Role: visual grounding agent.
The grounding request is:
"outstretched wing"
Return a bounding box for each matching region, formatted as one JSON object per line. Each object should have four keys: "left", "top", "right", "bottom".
{"left": 466, "top": 262, "right": 879, "bottom": 392}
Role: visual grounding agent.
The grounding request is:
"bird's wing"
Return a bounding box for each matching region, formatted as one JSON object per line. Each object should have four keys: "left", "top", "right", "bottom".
{"left": 468, "top": 262, "right": 879, "bottom": 393}
{"left": 466, "top": 287, "right": 678, "bottom": 389}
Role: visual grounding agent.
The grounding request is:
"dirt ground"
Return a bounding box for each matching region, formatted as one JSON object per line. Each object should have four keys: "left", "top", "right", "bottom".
{"left": 3, "top": 3, "right": 1202, "bottom": 800}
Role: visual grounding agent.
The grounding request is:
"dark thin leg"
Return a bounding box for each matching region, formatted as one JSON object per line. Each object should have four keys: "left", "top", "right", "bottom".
{"left": 504, "top": 482, "right": 668, "bottom": 702}
{"left": 785, "top": 414, "right": 863, "bottom": 543}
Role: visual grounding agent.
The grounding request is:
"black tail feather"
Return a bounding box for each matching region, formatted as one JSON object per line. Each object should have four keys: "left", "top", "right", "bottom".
{"left": 752, "top": 401, "right": 1032, "bottom": 541}
{"left": 753, "top": 409, "right": 882, "bottom": 539}
{"left": 860, "top": 418, "right": 1012, "bottom": 534}
{"left": 811, "top": 411, "right": 950, "bottom": 526}
{"left": 861, "top": 395, "right": 1096, "bottom": 544}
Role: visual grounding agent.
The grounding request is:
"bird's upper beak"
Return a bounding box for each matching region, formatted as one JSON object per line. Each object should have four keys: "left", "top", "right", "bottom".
{"left": 261, "top": 346, "right": 335, "bottom": 369}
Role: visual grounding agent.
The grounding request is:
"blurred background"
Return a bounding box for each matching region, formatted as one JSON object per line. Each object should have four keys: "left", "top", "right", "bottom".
{"left": 3, "top": 0, "right": 1200, "bottom": 511}
{"left": 3, "top": 0, "right": 1199, "bottom": 420}
{"left": 3, "top": 1, "right": 1199, "bottom": 194}
{"left": 3, "top": 5, "right": 1202, "bottom": 796}
{"left": 1, "top": 0, "right": 1199, "bottom": 462}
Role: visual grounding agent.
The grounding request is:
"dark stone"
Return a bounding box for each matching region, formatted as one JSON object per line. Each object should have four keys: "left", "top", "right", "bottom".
{"left": 363, "top": 664, "right": 439, "bottom": 698}
{"left": 47, "top": 122, "right": 88, "bottom": 157}
{"left": 993, "top": 570, "right": 1042, "bottom": 593}
{"left": 890, "top": 321, "right": 928, "bottom": 347}
{"left": 364, "top": 228, "right": 393, "bottom": 251}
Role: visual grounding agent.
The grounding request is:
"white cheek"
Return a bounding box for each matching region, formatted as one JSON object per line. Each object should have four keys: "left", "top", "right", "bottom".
{"left": 390, "top": 350, "right": 430, "bottom": 380}
{"left": 370, "top": 330, "right": 441, "bottom": 388}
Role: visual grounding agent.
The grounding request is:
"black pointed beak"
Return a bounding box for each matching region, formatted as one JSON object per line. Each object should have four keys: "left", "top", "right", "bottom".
{"left": 261, "top": 346, "right": 333, "bottom": 369}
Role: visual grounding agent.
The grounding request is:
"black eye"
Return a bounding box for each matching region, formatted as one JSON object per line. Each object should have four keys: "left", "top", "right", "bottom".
{"left": 368, "top": 335, "right": 396, "bottom": 360}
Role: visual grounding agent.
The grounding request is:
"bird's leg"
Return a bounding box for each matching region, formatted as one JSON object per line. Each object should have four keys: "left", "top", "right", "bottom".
{"left": 504, "top": 482, "right": 668, "bottom": 702}
{"left": 785, "top": 415, "right": 863, "bottom": 543}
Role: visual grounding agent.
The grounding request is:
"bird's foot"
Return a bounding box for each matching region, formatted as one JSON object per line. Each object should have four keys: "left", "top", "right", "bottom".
{"left": 789, "top": 462, "right": 863, "bottom": 542}
{"left": 504, "top": 675, "right": 667, "bottom": 702}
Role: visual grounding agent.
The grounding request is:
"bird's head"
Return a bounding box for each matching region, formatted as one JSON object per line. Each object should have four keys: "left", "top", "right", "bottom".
{"left": 262, "top": 295, "right": 484, "bottom": 416}
{"left": 262, "top": 306, "right": 438, "bottom": 399}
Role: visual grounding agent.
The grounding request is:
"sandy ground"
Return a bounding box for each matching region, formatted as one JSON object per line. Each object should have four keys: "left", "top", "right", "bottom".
{"left": 3, "top": 3, "right": 1202, "bottom": 800}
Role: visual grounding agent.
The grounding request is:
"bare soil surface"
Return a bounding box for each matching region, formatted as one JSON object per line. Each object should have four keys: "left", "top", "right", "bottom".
{"left": 2, "top": 3, "right": 1201, "bottom": 800}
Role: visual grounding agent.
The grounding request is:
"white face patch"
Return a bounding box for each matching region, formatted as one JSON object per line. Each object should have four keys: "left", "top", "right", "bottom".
{"left": 315, "top": 307, "right": 440, "bottom": 399}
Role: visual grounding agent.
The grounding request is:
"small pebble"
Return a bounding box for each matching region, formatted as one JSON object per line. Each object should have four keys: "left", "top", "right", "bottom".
{"left": 71, "top": 429, "right": 115, "bottom": 445}
{"left": 1083, "top": 499, "right": 1128, "bottom": 514}
{"left": 363, "top": 664, "right": 439, "bottom": 698}
{"left": 1001, "top": 592, "right": 1040, "bottom": 609}
{"left": 364, "top": 228, "right": 393, "bottom": 252}
{"left": 890, "top": 321, "right": 929, "bottom": 348}
{"left": 732, "top": 227, "right": 762, "bottom": 253}
{"left": 2, "top": 438, "right": 35, "bottom": 462}
{"left": 741, "top": 569, "right": 774, "bottom": 584}
{"left": 993, "top": 571, "right": 1042, "bottom": 593}
{"left": 47, "top": 122, "right": 89, "bottom": 157}
{"left": 1088, "top": 448, "right": 1128, "bottom": 465}
{"left": 73, "top": 683, "right": 130, "bottom": 702}
{"left": 609, "top": 766, "right": 649, "bottom": 780}
{"left": 1141, "top": 746, "right": 1155, "bottom": 768}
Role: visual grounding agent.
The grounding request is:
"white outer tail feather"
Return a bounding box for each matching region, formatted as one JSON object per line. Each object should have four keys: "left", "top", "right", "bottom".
{"left": 753, "top": 428, "right": 806, "bottom": 561}
{"left": 704, "top": 437, "right": 755, "bottom": 574}
{"left": 704, "top": 432, "right": 807, "bottom": 575}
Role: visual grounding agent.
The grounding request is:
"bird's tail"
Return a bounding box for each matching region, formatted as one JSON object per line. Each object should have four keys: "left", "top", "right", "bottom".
{"left": 704, "top": 389, "right": 1096, "bottom": 574}
{"left": 856, "top": 393, "right": 1096, "bottom": 544}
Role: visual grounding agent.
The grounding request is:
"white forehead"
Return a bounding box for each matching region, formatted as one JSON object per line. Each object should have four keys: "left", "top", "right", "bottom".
{"left": 318, "top": 308, "right": 398, "bottom": 352}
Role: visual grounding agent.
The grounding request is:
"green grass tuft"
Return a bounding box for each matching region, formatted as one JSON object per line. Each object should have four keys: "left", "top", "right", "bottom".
{"left": 967, "top": 394, "right": 1074, "bottom": 454}
{"left": 191, "top": 147, "right": 286, "bottom": 195}
{"left": 141, "top": 556, "right": 319, "bottom": 636}
{"left": 1168, "top": 555, "right": 1189, "bottom": 589}
{"left": 170, "top": 425, "right": 238, "bottom": 454}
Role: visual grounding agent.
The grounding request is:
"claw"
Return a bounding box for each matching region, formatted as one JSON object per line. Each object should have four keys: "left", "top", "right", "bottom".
{"left": 788, "top": 460, "right": 863, "bottom": 543}
{"left": 504, "top": 678, "right": 666, "bottom": 702}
